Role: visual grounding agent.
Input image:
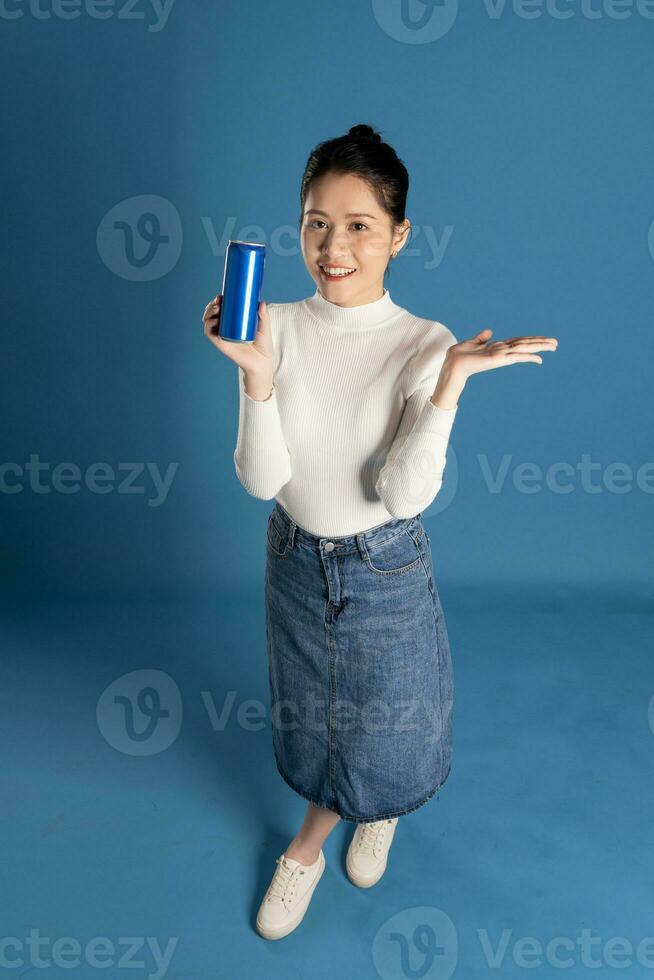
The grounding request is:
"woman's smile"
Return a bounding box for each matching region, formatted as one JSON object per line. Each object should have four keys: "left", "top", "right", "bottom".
{"left": 318, "top": 263, "right": 358, "bottom": 281}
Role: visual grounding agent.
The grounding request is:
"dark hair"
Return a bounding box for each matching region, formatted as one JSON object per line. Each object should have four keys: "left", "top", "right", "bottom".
{"left": 298, "top": 123, "right": 410, "bottom": 278}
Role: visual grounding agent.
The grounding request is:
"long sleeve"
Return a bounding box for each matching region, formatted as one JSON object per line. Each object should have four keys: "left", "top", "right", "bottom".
{"left": 233, "top": 365, "right": 292, "bottom": 500}
{"left": 375, "top": 324, "right": 459, "bottom": 518}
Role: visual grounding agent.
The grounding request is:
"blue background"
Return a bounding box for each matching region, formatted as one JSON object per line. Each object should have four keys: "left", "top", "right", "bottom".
{"left": 2, "top": 1, "right": 653, "bottom": 978}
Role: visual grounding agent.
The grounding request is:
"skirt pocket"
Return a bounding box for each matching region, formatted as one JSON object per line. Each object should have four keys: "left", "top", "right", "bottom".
{"left": 361, "top": 519, "right": 423, "bottom": 576}
{"left": 266, "top": 510, "right": 292, "bottom": 558}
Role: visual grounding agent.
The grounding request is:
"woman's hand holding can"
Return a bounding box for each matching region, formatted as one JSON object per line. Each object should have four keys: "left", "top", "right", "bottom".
{"left": 203, "top": 294, "right": 275, "bottom": 400}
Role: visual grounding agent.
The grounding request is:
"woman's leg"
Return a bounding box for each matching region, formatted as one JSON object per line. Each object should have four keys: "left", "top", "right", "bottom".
{"left": 284, "top": 802, "right": 341, "bottom": 865}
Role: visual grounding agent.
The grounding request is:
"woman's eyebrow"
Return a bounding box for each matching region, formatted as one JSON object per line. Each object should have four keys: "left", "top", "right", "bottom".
{"left": 304, "top": 209, "right": 378, "bottom": 220}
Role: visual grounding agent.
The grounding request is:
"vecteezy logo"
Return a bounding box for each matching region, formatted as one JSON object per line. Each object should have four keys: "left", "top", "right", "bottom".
{"left": 372, "top": 906, "right": 459, "bottom": 980}
{"left": 96, "top": 194, "right": 182, "bottom": 281}
{"left": 96, "top": 669, "right": 183, "bottom": 755}
{"left": 372, "top": 0, "right": 459, "bottom": 43}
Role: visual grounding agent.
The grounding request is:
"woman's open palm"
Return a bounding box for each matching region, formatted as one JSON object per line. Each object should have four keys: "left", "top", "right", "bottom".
{"left": 447, "top": 327, "right": 558, "bottom": 379}
{"left": 203, "top": 293, "right": 274, "bottom": 377}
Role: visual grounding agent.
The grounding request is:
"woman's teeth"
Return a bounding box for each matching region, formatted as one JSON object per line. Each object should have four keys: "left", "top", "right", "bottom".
{"left": 320, "top": 265, "right": 356, "bottom": 279}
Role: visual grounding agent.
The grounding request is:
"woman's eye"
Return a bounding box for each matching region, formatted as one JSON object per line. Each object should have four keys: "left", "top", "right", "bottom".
{"left": 307, "top": 220, "right": 367, "bottom": 231}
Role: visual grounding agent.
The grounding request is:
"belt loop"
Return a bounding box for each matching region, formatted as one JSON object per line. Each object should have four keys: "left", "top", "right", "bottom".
{"left": 355, "top": 530, "right": 368, "bottom": 562}
{"left": 288, "top": 520, "right": 296, "bottom": 551}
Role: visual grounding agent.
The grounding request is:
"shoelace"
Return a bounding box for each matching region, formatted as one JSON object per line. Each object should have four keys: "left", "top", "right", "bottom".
{"left": 357, "top": 819, "right": 393, "bottom": 855}
{"left": 268, "top": 856, "right": 305, "bottom": 905}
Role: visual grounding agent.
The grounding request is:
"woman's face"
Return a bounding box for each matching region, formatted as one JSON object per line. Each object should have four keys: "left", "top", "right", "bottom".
{"left": 300, "top": 171, "right": 410, "bottom": 307}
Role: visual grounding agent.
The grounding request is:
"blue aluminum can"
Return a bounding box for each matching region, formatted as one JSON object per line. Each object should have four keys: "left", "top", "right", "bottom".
{"left": 217, "top": 239, "right": 266, "bottom": 343}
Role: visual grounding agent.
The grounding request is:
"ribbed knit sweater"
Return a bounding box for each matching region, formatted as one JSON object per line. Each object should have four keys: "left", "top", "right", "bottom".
{"left": 233, "top": 287, "right": 459, "bottom": 537}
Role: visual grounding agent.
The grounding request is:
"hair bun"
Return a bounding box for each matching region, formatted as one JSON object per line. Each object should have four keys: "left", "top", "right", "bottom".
{"left": 348, "top": 124, "right": 382, "bottom": 145}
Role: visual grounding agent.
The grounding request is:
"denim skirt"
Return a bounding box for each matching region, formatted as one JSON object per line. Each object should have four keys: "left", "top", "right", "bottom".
{"left": 264, "top": 501, "right": 454, "bottom": 824}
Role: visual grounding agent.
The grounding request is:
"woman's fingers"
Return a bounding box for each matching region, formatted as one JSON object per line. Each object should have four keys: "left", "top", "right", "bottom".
{"left": 255, "top": 300, "right": 268, "bottom": 331}
{"left": 491, "top": 340, "right": 557, "bottom": 354}
{"left": 203, "top": 294, "right": 222, "bottom": 335}
{"left": 498, "top": 336, "right": 558, "bottom": 346}
{"left": 203, "top": 294, "right": 221, "bottom": 317}
{"left": 482, "top": 341, "right": 556, "bottom": 367}
{"left": 482, "top": 352, "right": 544, "bottom": 368}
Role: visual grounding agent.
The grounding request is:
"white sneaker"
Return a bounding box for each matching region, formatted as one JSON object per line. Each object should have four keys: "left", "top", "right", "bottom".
{"left": 256, "top": 849, "right": 326, "bottom": 940}
{"left": 346, "top": 817, "right": 398, "bottom": 887}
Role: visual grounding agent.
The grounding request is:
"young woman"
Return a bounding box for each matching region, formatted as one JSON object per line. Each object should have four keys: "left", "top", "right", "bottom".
{"left": 203, "top": 123, "right": 557, "bottom": 940}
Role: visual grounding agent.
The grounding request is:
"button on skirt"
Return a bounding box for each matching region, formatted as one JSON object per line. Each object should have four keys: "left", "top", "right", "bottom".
{"left": 264, "top": 501, "right": 454, "bottom": 824}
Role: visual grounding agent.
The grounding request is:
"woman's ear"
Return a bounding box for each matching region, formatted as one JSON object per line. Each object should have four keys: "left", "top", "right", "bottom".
{"left": 394, "top": 218, "right": 411, "bottom": 254}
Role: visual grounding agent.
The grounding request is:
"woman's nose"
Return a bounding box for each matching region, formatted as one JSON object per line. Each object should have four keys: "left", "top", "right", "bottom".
{"left": 321, "top": 231, "right": 349, "bottom": 257}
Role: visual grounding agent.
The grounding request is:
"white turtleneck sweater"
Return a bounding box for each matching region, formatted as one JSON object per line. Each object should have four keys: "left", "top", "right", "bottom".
{"left": 233, "top": 287, "right": 459, "bottom": 537}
